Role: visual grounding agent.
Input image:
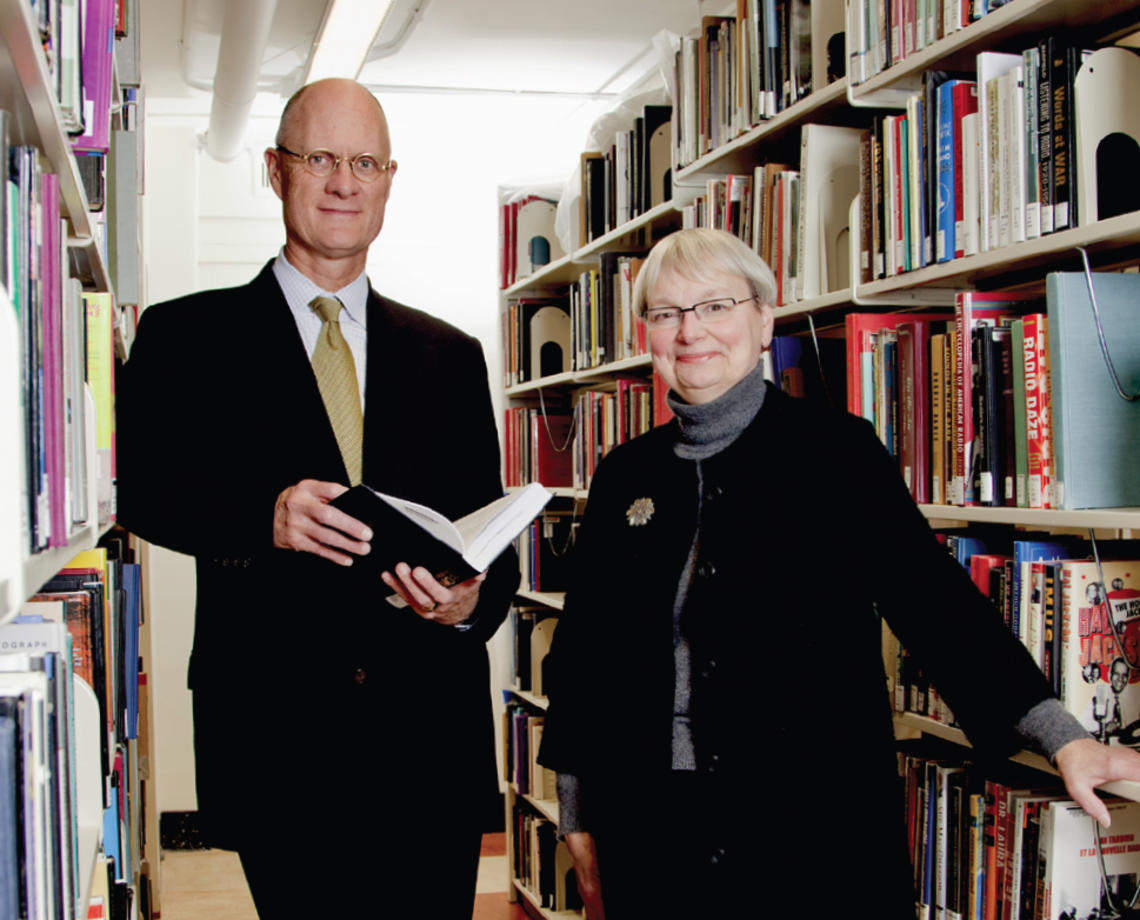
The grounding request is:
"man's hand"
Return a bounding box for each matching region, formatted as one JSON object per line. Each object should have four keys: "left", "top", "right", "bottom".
{"left": 381, "top": 563, "right": 486, "bottom": 626}
{"left": 1054, "top": 736, "right": 1140, "bottom": 826}
{"left": 273, "top": 479, "right": 372, "bottom": 565}
{"left": 564, "top": 831, "right": 605, "bottom": 920}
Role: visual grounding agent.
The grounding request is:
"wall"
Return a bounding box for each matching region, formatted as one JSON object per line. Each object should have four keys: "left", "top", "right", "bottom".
{"left": 141, "top": 86, "right": 610, "bottom": 812}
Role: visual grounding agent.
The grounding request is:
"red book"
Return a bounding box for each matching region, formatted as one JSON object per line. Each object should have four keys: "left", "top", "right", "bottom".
{"left": 952, "top": 292, "right": 1039, "bottom": 506}
{"left": 844, "top": 312, "right": 949, "bottom": 420}
{"left": 1021, "top": 313, "right": 1053, "bottom": 509}
{"left": 529, "top": 411, "right": 573, "bottom": 488}
{"left": 896, "top": 319, "right": 937, "bottom": 503}
{"left": 951, "top": 82, "right": 979, "bottom": 258}
{"left": 969, "top": 552, "right": 1012, "bottom": 600}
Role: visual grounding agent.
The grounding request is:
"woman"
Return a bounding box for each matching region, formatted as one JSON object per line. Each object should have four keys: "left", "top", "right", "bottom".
{"left": 537, "top": 228, "right": 1140, "bottom": 918}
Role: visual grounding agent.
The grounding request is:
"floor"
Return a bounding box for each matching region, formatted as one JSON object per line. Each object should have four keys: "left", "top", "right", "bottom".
{"left": 159, "top": 833, "right": 531, "bottom": 920}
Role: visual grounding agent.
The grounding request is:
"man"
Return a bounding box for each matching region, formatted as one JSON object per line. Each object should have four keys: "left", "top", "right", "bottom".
{"left": 117, "top": 79, "right": 518, "bottom": 917}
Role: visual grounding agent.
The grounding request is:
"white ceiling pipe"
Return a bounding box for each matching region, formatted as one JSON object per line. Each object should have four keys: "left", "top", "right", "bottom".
{"left": 205, "top": 0, "right": 280, "bottom": 162}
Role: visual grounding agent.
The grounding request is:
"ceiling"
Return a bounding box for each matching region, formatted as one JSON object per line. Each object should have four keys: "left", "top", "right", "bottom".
{"left": 141, "top": 0, "right": 706, "bottom": 104}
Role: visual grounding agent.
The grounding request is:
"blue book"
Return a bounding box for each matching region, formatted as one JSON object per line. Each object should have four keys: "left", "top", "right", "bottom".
{"left": 946, "top": 534, "right": 990, "bottom": 568}
{"left": 1011, "top": 538, "right": 1072, "bottom": 643}
{"left": 1046, "top": 272, "right": 1140, "bottom": 509}
{"left": 0, "top": 700, "right": 19, "bottom": 920}
{"left": 121, "top": 564, "right": 141, "bottom": 740}
{"left": 935, "top": 80, "right": 962, "bottom": 262}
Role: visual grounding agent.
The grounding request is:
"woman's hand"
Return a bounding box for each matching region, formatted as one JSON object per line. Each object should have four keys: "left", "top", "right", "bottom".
{"left": 564, "top": 831, "right": 606, "bottom": 920}
{"left": 1054, "top": 737, "right": 1140, "bottom": 826}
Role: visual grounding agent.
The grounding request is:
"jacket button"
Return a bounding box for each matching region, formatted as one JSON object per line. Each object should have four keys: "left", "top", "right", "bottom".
{"left": 353, "top": 668, "right": 368, "bottom": 685}
{"left": 706, "top": 485, "right": 724, "bottom": 502}
{"left": 709, "top": 847, "right": 726, "bottom": 865}
{"left": 706, "top": 753, "right": 721, "bottom": 773}
{"left": 697, "top": 562, "right": 716, "bottom": 579}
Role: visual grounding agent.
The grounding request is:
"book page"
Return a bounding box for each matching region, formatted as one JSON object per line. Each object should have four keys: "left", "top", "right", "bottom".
{"left": 369, "top": 488, "right": 463, "bottom": 552}
{"left": 457, "top": 484, "right": 552, "bottom": 571}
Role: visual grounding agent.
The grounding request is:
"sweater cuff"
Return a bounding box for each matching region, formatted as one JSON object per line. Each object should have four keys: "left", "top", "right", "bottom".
{"left": 1015, "top": 697, "right": 1094, "bottom": 762}
{"left": 556, "top": 772, "right": 584, "bottom": 836}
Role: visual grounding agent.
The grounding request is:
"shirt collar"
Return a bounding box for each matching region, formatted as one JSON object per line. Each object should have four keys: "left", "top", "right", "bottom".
{"left": 272, "top": 248, "right": 370, "bottom": 329}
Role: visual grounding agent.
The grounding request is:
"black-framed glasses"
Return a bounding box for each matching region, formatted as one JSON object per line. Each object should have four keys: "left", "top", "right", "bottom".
{"left": 643, "top": 295, "right": 758, "bottom": 330}
{"left": 275, "top": 145, "right": 394, "bottom": 182}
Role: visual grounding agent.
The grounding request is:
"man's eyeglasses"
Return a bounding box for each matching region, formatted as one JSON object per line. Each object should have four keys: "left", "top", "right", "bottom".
{"left": 643, "top": 295, "right": 758, "bottom": 330}
{"left": 275, "top": 145, "right": 394, "bottom": 183}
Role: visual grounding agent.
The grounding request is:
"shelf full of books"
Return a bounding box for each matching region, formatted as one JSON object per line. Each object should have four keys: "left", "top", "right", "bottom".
{"left": 888, "top": 737, "right": 1140, "bottom": 920}
{"left": 2, "top": 540, "right": 149, "bottom": 920}
{"left": 502, "top": 605, "right": 583, "bottom": 917}
{"left": 668, "top": 0, "right": 1140, "bottom": 323}
{"left": 498, "top": 0, "right": 1140, "bottom": 910}
{"left": 2, "top": 0, "right": 151, "bottom": 917}
{"left": 1, "top": 0, "right": 132, "bottom": 625}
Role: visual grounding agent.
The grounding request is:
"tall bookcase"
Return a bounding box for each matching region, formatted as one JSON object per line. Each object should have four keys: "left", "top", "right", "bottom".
{"left": 499, "top": 0, "right": 1140, "bottom": 914}
{"left": 0, "top": 0, "right": 153, "bottom": 915}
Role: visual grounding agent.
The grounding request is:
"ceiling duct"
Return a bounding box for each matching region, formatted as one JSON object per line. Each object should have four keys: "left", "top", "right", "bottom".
{"left": 204, "top": 0, "right": 279, "bottom": 162}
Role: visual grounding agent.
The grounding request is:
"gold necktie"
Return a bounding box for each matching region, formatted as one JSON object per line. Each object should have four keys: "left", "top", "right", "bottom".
{"left": 309, "top": 295, "right": 364, "bottom": 485}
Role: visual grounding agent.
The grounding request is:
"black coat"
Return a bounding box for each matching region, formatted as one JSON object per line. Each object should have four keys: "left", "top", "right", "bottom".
{"left": 117, "top": 263, "right": 518, "bottom": 849}
{"left": 538, "top": 385, "right": 1052, "bottom": 915}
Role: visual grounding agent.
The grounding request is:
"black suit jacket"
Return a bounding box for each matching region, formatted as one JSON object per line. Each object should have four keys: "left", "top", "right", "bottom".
{"left": 118, "top": 262, "right": 518, "bottom": 847}
{"left": 539, "top": 386, "right": 1054, "bottom": 916}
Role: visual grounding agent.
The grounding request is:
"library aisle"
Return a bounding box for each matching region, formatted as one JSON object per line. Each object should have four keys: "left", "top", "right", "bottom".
{"left": 159, "top": 834, "right": 528, "bottom": 919}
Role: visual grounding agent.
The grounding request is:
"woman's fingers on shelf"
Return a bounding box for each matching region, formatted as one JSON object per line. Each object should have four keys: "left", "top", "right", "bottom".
{"left": 1055, "top": 737, "right": 1140, "bottom": 826}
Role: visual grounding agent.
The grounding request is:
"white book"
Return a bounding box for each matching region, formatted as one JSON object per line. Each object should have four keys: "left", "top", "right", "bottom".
{"left": 1041, "top": 799, "right": 1140, "bottom": 919}
{"left": 844, "top": 0, "right": 867, "bottom": 85}
{"left": 1008, "top": 64, "right": 1027, "bottom": 245}
{"left": 976, "top": 51, "right": 1023, "bottom": 252}
{"left": 614, "top": 132, "right": 631, "bottom": 228}
{"left": 961, "top": 112, "right": 981, "bottom": 257}
{"left": 1023, "top": 48, "right": 1042, "bottom": 240}
{"left": 907, "top": 95, "right": 923, "bottom": 270}
{"left": 884, "top": 115, "right": 899, "bottom": 277}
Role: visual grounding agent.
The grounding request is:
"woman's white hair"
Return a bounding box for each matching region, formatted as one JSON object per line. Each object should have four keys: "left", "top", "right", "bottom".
{"left": 632, "top": 228, "right": 778, "bottom": 317}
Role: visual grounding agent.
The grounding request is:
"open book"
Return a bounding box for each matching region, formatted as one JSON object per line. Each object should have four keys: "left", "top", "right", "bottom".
{"left": 331, "top": 481, "right": 552, "bottom": 584}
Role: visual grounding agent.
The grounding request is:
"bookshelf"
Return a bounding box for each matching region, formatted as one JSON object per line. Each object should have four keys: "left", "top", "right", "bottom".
{"left": 0, "top": 0, "right": 152, "bottom": 916}
{"left": 499, "top": 0, "right": 1140, "bottom": 911}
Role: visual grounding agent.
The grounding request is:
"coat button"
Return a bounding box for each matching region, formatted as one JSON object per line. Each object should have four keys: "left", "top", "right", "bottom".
{"left": 709, "top": 847, "right": 726, "bottom": 865}
{"left": 697, "top": 561, "right": 716, "bottom": 579}
{"left": 706, "top": 484, "right": 724, "bottom": 502}
{"left": 353, "top": 668, "right": 368, "bottom": 685}
{"left": 706, "top": 753, "right": 721, "bottom": 773}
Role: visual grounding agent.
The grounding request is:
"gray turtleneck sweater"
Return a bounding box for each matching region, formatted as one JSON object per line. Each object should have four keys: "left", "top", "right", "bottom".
{"left": 554, "top": 363, "right": 1088, "bottom": 835}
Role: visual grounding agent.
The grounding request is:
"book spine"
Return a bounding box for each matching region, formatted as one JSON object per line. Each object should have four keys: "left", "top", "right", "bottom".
{"left": 1022, "top": 313, "right": 1050, "bottom": 509}
{"left": 1049, "top": 40, "right": 1070, "bottom": 232}
{"left": 873, "top": 116, "right": 886, "bottom": 279}
{"left": 931, "top": 332, "right": 946, "bottom": 504}
{"left": 961, "top": 112, "right": 981, "bottom": 256}
{"left": 936, "top": 80, "right": 956, "bottom": 262}
{"left": 1036, "top": 40, "right": 1053, "bottom": 234}
{"left": 1022, "top": 48, "right": 1041, "bottom": 240}
{"left": 859, "top": 130, "right": 874, "bottom": 284}
{"left": 951, "top": 82, "right": 978, "bottom": 259}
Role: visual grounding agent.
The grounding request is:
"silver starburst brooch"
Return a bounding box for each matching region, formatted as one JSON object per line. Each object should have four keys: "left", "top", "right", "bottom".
{"left": 626, "top": 497, "right": 655, "bottom": 526}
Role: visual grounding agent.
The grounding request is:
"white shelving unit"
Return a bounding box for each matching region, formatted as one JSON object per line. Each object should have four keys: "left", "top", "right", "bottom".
{"left": 0, "top": 0, "right": 135, "bottom": 912}
{"left": 500, "top": 0, "right": 1140, "bottom": 911}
